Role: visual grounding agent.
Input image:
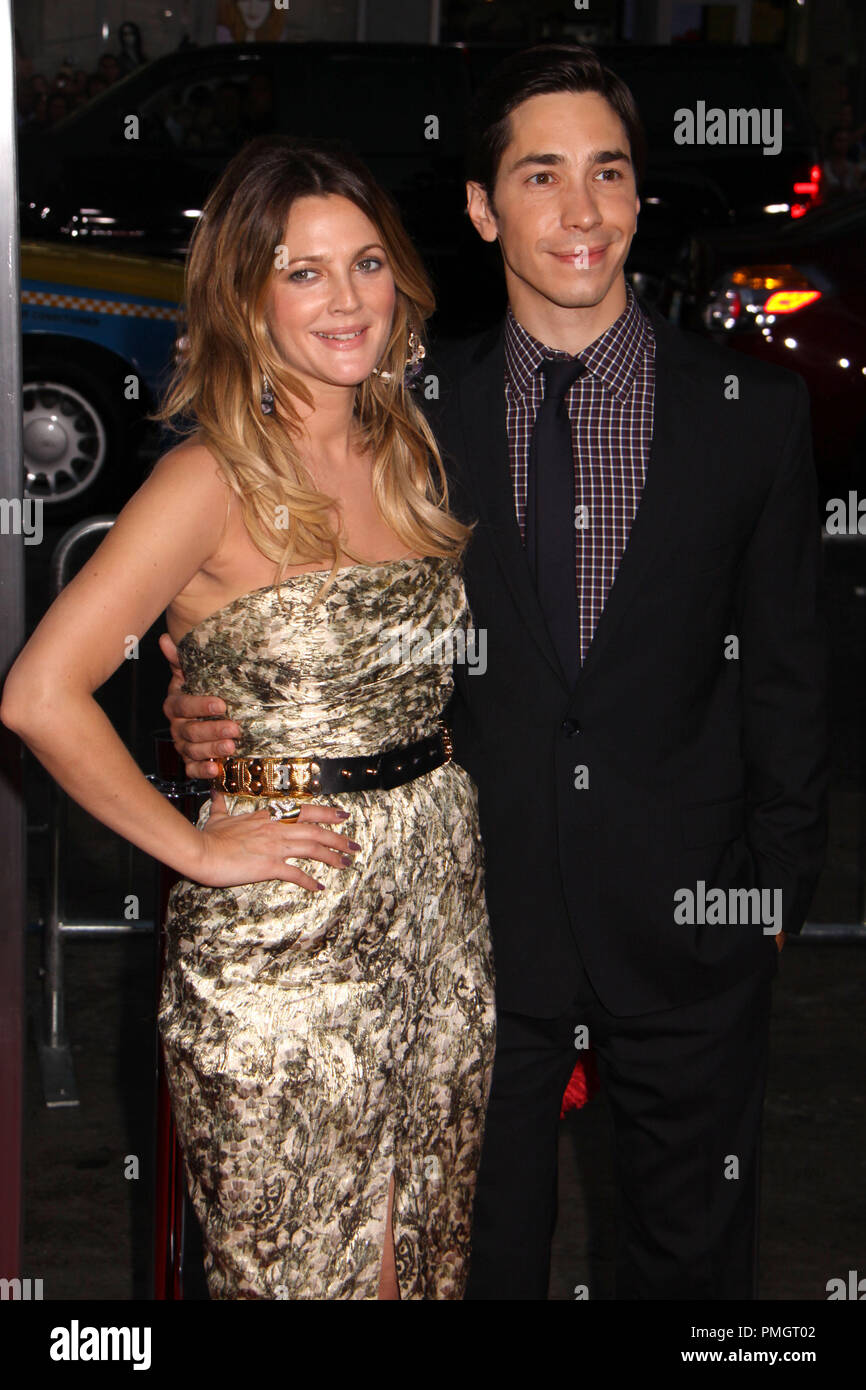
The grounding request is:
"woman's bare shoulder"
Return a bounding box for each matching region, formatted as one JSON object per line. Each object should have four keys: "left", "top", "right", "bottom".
{"left": 144, "top": 437, "right": 233, "bottom": 511}
{"left": 97, "top": 437, "right": 237, "bottom": 593}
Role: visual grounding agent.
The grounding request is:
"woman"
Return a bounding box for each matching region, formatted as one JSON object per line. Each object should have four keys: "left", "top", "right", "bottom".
{"left": 1, "top": 135, "right": 496, "bottom": 1300}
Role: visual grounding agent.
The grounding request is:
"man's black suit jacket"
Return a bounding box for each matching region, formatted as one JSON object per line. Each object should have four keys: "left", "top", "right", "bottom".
{"left": 424, "top": 301, "right": 829, "bottom": 1018}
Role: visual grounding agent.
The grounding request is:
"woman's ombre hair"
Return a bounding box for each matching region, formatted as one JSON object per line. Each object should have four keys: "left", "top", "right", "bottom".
{"left": 158, "top": 134, "right": 472, "bottom": 605}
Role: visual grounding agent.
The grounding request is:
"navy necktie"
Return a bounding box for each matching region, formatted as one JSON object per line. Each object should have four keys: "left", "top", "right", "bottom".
{"left": 525, "top": 355, "right": 587, "bottom": 688}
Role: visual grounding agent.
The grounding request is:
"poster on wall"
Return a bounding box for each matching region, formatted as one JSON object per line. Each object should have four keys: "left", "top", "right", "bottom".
{"left": 215, "top": 0, "right": 291, "bottom": 44}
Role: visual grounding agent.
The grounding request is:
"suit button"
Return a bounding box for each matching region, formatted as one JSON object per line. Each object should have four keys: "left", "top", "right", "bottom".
{"left": 561, "top": 718, "right": 581, "bottom": 736}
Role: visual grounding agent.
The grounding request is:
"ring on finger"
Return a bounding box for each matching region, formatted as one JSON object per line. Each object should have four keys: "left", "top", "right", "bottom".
{"left": 269, "top": 798, "right": 302, "bottom": 822}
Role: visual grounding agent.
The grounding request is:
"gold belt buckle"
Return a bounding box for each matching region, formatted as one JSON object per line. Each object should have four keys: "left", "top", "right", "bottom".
{"left": 217, "top": 755, "right": 316, "bottom": 799}
{"left": 240, "top": 758, "right": 269, "bottom": 797}
{"left": 279, "top": 757, "right": 316, "bottom": 799}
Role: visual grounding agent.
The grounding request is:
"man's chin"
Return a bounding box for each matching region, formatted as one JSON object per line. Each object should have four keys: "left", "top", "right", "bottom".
{"left": 532, "top": 263, "right": 626, "bottom": 310}
{"left": 542, "top": 283, "right": 616, "bottom": 310}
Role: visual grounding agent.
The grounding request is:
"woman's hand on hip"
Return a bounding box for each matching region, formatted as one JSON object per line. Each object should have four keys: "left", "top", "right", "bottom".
{"left": 192, "top": 792, "right": 361, "bottom": 890}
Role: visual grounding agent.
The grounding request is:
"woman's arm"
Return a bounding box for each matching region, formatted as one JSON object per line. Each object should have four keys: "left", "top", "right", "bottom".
{"left": 1, "top": 445, "right": 235, "bottom": 879}
{"left": 1, "top": 445, "right": 359, "bottom": 888}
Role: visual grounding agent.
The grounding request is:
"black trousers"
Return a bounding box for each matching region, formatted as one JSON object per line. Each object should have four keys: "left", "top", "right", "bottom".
{"left": 464, "top": 950, "right": 775, "bottom": 1300}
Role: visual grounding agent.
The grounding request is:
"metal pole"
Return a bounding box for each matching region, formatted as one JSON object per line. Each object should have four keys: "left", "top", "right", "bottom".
{"left": 45, "top": 780, "right": 64, "bottom": 1049}
{"left": 0, "top": 0, "right": 25, "bottom": 1284}
{"left": 429, "top": 0, "right": 441, "bottom": 44}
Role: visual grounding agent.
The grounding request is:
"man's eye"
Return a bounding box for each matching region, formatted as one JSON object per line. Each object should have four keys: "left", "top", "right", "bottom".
{"left": 596, "top": 168, "right": 623, "bottom": 181}
{"left": 528, "top": 172, "right": 554, "bottom": 186}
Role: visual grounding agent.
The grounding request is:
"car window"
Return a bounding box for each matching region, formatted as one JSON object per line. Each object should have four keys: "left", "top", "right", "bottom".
{"left": 137, "top": 60, "right": 277, "bottom": 157}
{"left": 294, "top": 48, "right": 468, "bottom": 158}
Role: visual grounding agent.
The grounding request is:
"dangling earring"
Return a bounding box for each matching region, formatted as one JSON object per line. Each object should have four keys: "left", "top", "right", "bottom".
{"left": 403, "top": 330, "right": 426, "bottom": 385}
{"left": 371, "top": 330, "right": 426, "bottom": 386}
{"left": 260, "top": 372, "right": 275, "bottom": 416}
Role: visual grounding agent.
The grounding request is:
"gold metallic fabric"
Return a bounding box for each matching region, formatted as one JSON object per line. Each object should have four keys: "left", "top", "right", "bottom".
{"left": 157, "top": 557, "right": 496, "bottom": 1299}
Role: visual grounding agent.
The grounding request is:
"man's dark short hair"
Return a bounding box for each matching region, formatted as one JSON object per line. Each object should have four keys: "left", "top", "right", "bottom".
{"left": 466, "top": 43, "right": 647, "bottom": 197}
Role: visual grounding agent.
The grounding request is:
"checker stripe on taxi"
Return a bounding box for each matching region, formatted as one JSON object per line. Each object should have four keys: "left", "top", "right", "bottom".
{"left": 22, "top": 289, "right": 180, "bottom": 320}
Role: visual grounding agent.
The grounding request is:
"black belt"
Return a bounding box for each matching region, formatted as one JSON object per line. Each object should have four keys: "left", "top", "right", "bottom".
{"left": 214, "top": 725, "right": 452, "bottom": 798}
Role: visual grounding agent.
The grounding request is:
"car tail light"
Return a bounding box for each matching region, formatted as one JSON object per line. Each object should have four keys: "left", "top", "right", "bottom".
{"left": 763, "top": 289, "right": 821, "bottom": 313}
{"left": 791, "top": 163, "right": 823, "bottom": 219}
{"left": 703, "top": 265, "right": 822, "bottom": 331}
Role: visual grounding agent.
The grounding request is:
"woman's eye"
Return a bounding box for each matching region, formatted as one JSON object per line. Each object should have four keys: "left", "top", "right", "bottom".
{"left": 289, "top": 268, "right": 317, "bottom": 282}
{"left": 356, "top": 257, "right": 383, "bottom": 272}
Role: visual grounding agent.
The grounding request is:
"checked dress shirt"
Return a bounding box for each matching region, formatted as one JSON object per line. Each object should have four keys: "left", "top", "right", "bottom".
{"left": 503, "top": 282, "right": 656, "bottom": 666}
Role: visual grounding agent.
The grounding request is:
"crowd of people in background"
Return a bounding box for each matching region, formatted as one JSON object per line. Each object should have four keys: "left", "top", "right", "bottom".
{"left": 15, "top": 21, "right": 148, "bottom": 133}
{"left": 15, "top": 19, "right": 273, "bottom": 158}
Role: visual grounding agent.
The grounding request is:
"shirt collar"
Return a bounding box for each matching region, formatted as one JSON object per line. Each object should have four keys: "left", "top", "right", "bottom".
{"left": 504, "top": 282, "right": 649, "bottom": 403}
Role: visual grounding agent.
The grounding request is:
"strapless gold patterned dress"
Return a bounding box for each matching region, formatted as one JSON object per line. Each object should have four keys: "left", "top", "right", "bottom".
{"left": 157, "top": 555, "right": 496, "bottom": 1300}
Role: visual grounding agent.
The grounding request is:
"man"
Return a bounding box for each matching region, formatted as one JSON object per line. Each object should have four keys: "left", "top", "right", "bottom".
{"left": 161, "top": 45, "right": 828, "bottom": 1299}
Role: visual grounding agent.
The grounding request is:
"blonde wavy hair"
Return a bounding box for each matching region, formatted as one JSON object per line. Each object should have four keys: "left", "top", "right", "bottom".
{"left": 158, "top": 134, "right": 473, "bottom": 606}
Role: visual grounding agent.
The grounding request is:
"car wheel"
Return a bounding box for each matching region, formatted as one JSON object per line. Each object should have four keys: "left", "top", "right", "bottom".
{"left": 22, "top": 356, "right": 132, "bottom": 521}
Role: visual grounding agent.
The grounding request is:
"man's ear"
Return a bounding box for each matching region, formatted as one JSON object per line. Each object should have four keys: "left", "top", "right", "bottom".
{"left": 466, "top": 181, "right": 500, "bottom": 244}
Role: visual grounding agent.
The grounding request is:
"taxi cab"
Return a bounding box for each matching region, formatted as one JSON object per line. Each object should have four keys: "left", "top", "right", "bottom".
{"left": 22, "top": 241, "right": 184, "bottom": 517}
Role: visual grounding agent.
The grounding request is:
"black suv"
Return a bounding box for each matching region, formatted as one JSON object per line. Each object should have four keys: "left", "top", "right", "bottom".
{"left": 20, "top": 41, "right": 820, "bottom": 333}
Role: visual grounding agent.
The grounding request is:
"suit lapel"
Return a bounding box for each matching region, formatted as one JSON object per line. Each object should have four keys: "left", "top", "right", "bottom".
{"left": 452, "top": 303, "right": 701, "bottom": 696}
{"left": 456, "top": 324, "right": 567, "bottom": 684}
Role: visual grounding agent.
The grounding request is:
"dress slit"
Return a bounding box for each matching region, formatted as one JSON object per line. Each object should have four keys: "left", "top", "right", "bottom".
{"left": 376, "top": 1169, "right": 400, "bottom": 1300}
